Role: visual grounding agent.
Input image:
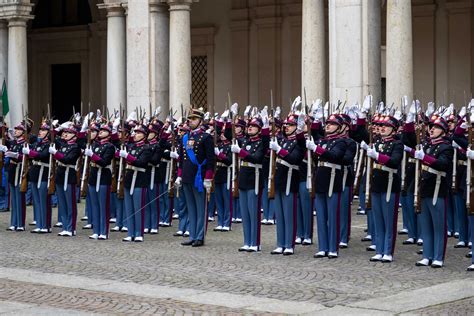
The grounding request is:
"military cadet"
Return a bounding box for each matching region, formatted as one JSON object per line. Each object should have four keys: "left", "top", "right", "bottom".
{"left": 49, "top": 122, "right": 81, "bottom": 237}
{"left": 361, "top": 115, "right": 403, "bottom": 263}
{"left": 82, "top": 121, "right": 99, "bottom": 230}
{"left": 307, "top": 114, "right": 347, "bottom": 259}
{"left": 85, "top": 123, "right": 115, "bottom": 240}
{"left": 174, "top": 108, "right": 215, "bottom": 247}
{"left": 231, "top": 118, "right": 246, "bottom": 224}
{"left": 120, "top": 123, "right": 151, "bottom": 242}
{"left": 413, "top": 115, "right": 453, "bottom": 268}
{"left": 262, "top": 115, "right": 280, "bottom": 226}
{"left": 158, "top": 124, "right": 173, "bottom": 228}
{"left": 231, "top": 115, "right": 267, "bottom": 252}
{"left": 213, "top": 115, "right": 232, "bottom": 232}
{"left": 24, "top": 120, "right": 52, "bottom": 233}
{"left": 144, "top": 120, "right": 162, "bottom": 234}
{"left": 338, "top": 113, "right": 357, "bottom": 249}
{"left": 269, "top": 112, "right": 305, "bottom": 255}
{"left": 1, "top": 120, "right": 31, "bottom": 231}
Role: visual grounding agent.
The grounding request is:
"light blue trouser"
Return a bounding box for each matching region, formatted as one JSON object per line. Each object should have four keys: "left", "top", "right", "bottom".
{"left": 233, "top": 197, "right": 241, "bottom": 219}
{"left": 112, "top": 194, "right": 125, "bottom": 228}
{"left": 340, "top": 186, "right": 352, "bottom": 244}
{"left": 124, "top": 187, "right": 146, "bottom": 238}
{"left": 274, "top": 190, "right": 296, "bottom": 249}
{"left": 447, "top": 192, "right": 456, "bottom": 234}
{"left": 56, "top": 184, "right": 77, "bottom": 233}
{"left": 10, "top": 184, "right": 25, "bottom": 228}
{"left": 420, "top": 197, "right": 447, "bottom": 261}
{"left": 110, "top": 191, "right": 117, "bottom": 219}
{"left": 400, "top": 192, "right": 419, "bottom": 239}
{"left": 215, "top": 183, "right": 231, "bottom": 227}
{"left": 297, "top": 181, "right": 312, "bottom": 240}
{"left": 145, "top": 184, "right": 159, "bottom": 230}
{"left": 371, "top": 192, "right": 398, "bottom": 256}
{"left": 315, "top": 192, "right": 341, "bottom": 253}
{"left": 31, "top": 181, "right": 49, "bottom": 229}
{"left": 174, "top": 187, "right": 189, "bottom": 232}
{"left": 358, "top": 173, "right": 366, "bottom": 210}
{"left": 470, "top": 215, "right": 474, "bottom": 264}
{"left": 208, "top": 191, "right": 216, "bottom": 218}
{"left": 158, "top": 182, "right": 170, "bottom": 223}
{"left": 89, "top": 185, "right": 110, "bottom": 237}
{"left": 239, "top": 189, "right": 260, "bottom": 247}
{"left": 26, "top": 182, "right": 32, "bottom": 205}
{"left": 454, "top": 193, "right": 468, "bottom": 243}
{"left": 262, "top": 181, "right": 274, "bottom": 220}
{"left": 85, "top": 192, "right": 93, "bottom": 224}
{"left": 183, "top": 183, "right": 206, "bottom": 241}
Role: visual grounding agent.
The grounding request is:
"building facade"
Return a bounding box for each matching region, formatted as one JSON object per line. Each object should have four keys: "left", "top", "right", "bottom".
{"left": 0, "top": 0, "right": 471, "bottom": 126}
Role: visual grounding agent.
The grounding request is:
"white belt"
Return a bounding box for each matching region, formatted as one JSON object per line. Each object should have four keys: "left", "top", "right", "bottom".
{"left": 240, "top": 161, "right": 262, "bottom": 194}
{"left": 163, "top": 159, "right": 171, "bottom": 185}
{"left": 148, "top": 163, "right": 156, "bottom": 190}
{"left": 318, "top": 161, "right": 341, "bottom": 197}
{"left": 57, "top": 162, "right": 76, "bottom": 191}
{"left": 277, "top": 158, "right": 299, "bottom": 196}
{"left": 458, "top": 160, "right": 468, "bottom": 166}
{"left": 91, "top": 163, "right": 113, "bottom": 192}
{"left": 374, "top": 163, "right": 398, "bottom": 202}
{"left": 408, "top": 158, "right": 416, "bottom": 164}
{"left": 126, "top": 165, "right": 146, "bottom": 194}
{"left": 33, "top": 161, "right": 49, "bottom": 189}
{"left": 422, "top": 165, "right": 446, "bottom": 205}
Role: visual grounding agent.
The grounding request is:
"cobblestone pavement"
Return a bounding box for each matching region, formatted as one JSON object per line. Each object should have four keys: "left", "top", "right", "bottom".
{"left": 0, "top": 200, "right": 472, "bottom": 314}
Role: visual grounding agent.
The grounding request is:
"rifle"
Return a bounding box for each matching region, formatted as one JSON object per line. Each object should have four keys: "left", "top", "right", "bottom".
{"left": 268, "top": 90, "right": 276, "bottom": 199}
{"left": 365, "top": 100, "right": 374, "bottom": 209}
{"left": 414, "top": 101, "right": 423, "bottom": 213}
{"left": 229, "top": 93, "right": 239, "bottom": 198}
{"left": 466, "top": 105, "right": 474, "bottom": 215}
{"left": 304, "top": 89, "right": 314, "bottom": 199}
{"left": 116, "top": 106, "right": 126, "bottom": 199}
{"left": 47, "top": 104, "right": 56, "bottom": 195}
{"left": 208, "top": 103, "right": 217, "bottom": 202}
{"left": 80, "top": 107, "right": 91, "bottom": 197}
{"left": 19, "top": 109, "right": 29, "bottom": 193}
{"left": 110, "top": 111, "right": 117, "bottom": 193}
{"left": 400, "top": 97, "right": 408, "bottom": 192}
{"left": 168, "top": 110, "right": 177, "bottom": 199}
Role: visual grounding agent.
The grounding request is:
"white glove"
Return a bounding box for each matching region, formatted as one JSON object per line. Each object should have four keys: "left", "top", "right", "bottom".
{"left": 231, "top": 144, "right": 241, "bottom": 153}
{"left": 291, "top": 96, "right": 302, "bottom": 112}
{"left": 306, "top": 139, "right": 316, "bottom": 152}
{"left": 459, "top": 106, "right": 466, "bottom": 118}
{"left": 394, "top": 110, "right": 402, "bottom": 121}
{"left": 5, "top": 151, "right": 19, "bottom": 159}
{"left": 214, "top": 147, "right": 220, "bottom": 156}
{"left": 174, "top": 177, "right": 182, "bottom": 188}
{"left": 452, "top": 141, "right": 461, "bottom": 149}
{"left": 347, "top": 108, "right": 357, "bottom": 121}
{"left": 426, "top": 102, "right": 435, "bottom": 117}
{"left": 460, "top": 121, "right": 468, "bottom": 129}
{"left": 203, "top": 179, "right": 212, "bottom": 190}
{"left": 126, "top": 111, "right": 137, "bottom": 122}
{"left": 269, "top": 140, "right": 281, "bottom": 153}
{"left": 467, "top": 148, "right": 474, "bottom": 160}
{"left": 367, "top": 148, "right": 379, "bottom": 160}
{"left": 52, "top": 119, "right": 59, "bottom": 127}
{"left": 22, "top": 147, "right": 30, "bottom": 155}
{"left": 360, "top": 140, "right": 369, "bottom": 151}
{"left": 230, "top": 103, "right": 239, "bottom": 117}
{"left": 297, "top": 113, "right": 306, "bottom": 133}
{"left": 221, "top": 110, "right": 230, "bottom": 120}
{"left": 275, "top": 106, "right": 282, "bottom": 119}
{"left": 244, "top": 105, "right": 252, "bottom": 118}
{"left": 408, "top": 101, "right": 417, "bottom": 115}
{"left": 362, "top": 95, "right": 372, "bottom": 113}
{"left": 404, "top": 145, "right": 413, "bottom": 152}
{"left": 119, "top": 149, "right": 128, "bottom": 158}
{"left": 85, "top": 148, "right": 94, "bottom": 157}
{"left": 113, "top": 117, "right": 120, "bottom": 128}
{"left": 154, "top": 106, "right": 162, "bottom": 117}
{"left": 56, "top": 122, "right": 70, "bottom": 131}
{"left": 204, "top": 112, "right": 210, "bottom": 121}
{"left": 314, "top": 106, "right": 324, "bottom": 121}
{"left": 80, "top": 117, "right": 89, "bottom": 133}
{"left": 0, "top": 145, "right": 7, "bottom": 152}
{"left": 170, "top": 150, "right": 179, "bottom": 160}
{"left": 414, "top": 149, "right": 425, "bottom": 160}
{"left": 49, "top": 146, "right": 58, "bottom": 155}
{"left": 406, "top": 112, "right": 415, "bottom": 124}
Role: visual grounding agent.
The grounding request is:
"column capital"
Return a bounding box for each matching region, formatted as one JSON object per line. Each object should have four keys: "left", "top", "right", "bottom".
{"left": 167, "top": 0, "right": 198, "bottom": 11}
{"left": 97, "top": 0, "right": 126, "bottom": 17}
{"left": 149, "top": 1, "right": 168, "bottom": 13}
{"left": 0, "top": 1, "right": 33, "bottom": 22}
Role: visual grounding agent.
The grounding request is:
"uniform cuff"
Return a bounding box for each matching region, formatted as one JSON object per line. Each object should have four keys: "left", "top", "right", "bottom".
{"left": 239, "top": 149, "right": 249, "bottom": 159}
{"left": 315, "top": 145, "right": 326, "bottom": 156}
{"left": 217, "top": 152, "right": 227, "bottom": 160}
{"left": 115, "top": 150, "right": 120, "bottom": 159}
{"left": 91, "top": 154, "right": 101, "bottom": 163}
{"left": 28, "top": 150, "right": 39, "bottom": 158}
{"left": 126, "top": 154, "right": 136, "bottom": 163}
{"left": 422, "top": 154, "right": 436, "bottom": 165}
{"left": 205, "top": 170, "right": 214, "bottom": 180}
{"left": 404, "top": 122, "right": 415, "bottom": 133}
{"left": 357, "top": 118, "right": 366, "bottom": 126}
{"left": 377, "top": 153, "right": 390, "bottom": 165}
{"left": 261, "top": 127, "right": 270, "bottom": 136}
{"left": 54, "top": 152, "right": 64, "bottom": 160}
{"left": 277, "top": 148, "right": 289, "bottom": 158}
{"left": 177, "top": 168, "right": 182, "bottom": 177}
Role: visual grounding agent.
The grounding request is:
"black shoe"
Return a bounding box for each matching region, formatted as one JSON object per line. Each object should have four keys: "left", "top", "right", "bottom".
{"left": 173, "top": 232, "right": 184, "bottom": 237}
{"left": 417, "top": 249, "right": 423, "bottom": 255}
{"left": 366, "top": 246, "right": 376, "bottom": 252}
{"left": 181, "top": 240, "right": 194, "bottom": 246}
{"left": 466, "top": 252, "right": 472, "bottom": 258}
{"left": 403, "top": 239, "right": 415, "bottom": 245}
{"left": 467, "top": 265, "right": 474, "bottom": 271}
{"left": 192, "top": 240, "right": 204, "bottom": 247}
{"left": 361, "top": 236, "right": 372, "bottom": 242}
{"left": 313, "top": 251, "right": 327, "bottom": 258}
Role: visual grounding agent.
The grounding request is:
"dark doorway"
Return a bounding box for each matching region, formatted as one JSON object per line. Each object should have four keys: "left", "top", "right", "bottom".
{"left": 51, "top": 63, "right": 81, "bottom": 123}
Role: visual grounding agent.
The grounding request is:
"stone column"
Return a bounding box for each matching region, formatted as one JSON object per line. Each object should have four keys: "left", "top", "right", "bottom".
{"left": 386, "top": 0, "right": 413, "bottom": 108}
{"left": 362, "top": 0, "right": 381, "bottom": 102}
{"left": 7, "top": 18, "right": 29, "bottom": 125}
{"left": 98, "top": 1, "right": 127, "bottom": 115}
{"left": 301, "top": 0, "right": 326, "bottom": 103}
{"left": 168, "top": 0, "right": 193, "bottom": 114}
{"left": 0, "top": 21, "right": 7, "bottom": 91}
{"left": 126, "top": 0, "right": 150, "bottom": 114}
{"left": 150, "top": 1, "right": 169, "bottom": 119}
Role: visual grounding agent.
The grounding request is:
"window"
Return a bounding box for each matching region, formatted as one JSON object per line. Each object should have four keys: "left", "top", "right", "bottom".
{"left": 191, "top": 56, "right": 208, "bottom": 109}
